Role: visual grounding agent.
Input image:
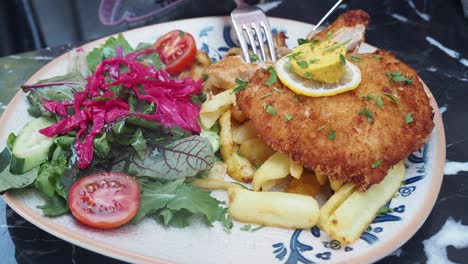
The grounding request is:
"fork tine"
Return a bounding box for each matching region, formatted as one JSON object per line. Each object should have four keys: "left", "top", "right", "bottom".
{"left": 260, "top": 21, "right": 276, "bottom": 61}
{"left": 243, "top": 24, "right": 258, "bottom": 59}
{"left": 231, "top": 19, "right": 251, "bottom": 62}
{"left": 231, "top": 6, "right": 276, "bottom": 62}
{"left": 252, "top": 23, "right": 267, "bottom": 61}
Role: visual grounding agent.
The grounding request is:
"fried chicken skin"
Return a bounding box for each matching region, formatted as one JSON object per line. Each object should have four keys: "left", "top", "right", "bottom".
{"left": 203, "top": 55, "right": 262, "bottom": 92}
{"left": 236, "top": 50, "right": 434, "bottom": 189}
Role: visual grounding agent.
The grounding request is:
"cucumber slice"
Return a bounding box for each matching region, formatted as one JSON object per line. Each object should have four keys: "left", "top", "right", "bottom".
{"left": 10, "top": 117, "right": 56, "bottom": 174}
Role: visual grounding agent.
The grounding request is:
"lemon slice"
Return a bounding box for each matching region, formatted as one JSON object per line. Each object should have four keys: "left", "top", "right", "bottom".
{"left": 275, "top": 57, "right": 362, "bottom": 97}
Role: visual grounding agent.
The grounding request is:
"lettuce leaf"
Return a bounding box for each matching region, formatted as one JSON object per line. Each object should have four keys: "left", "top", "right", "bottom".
{"left": 87, "top": 33, "right": 133, "bottom": 71}
{"left": 28, "top": 72, "right": 86, "bottom": 100}
{"left": 23, "top": 72, "right": 86, "bottom": 117}
{"left": 0, "top": 148, "right": 37, "bottom": 194}
{"left": 132, "top": 178, "right": 226, "bottom": 227}
{"left": 37, "top": 195, "right": 68, "bottom": 216}
{"left": 35, "top": 147, "right": 69, "bottom": 198}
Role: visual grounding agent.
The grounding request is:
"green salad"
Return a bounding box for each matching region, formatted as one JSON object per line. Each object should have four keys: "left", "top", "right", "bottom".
{"left": 0, "top": 30, "right": 232, "bottom": 230}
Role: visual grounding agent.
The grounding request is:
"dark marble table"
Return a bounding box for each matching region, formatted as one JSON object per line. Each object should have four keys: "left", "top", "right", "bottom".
{"left": 1, "top": 0, "right": 467, "bottom": 263}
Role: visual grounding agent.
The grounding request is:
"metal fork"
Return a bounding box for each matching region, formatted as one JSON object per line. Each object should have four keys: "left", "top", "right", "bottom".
{"left": 231, "top": 5, "right": 276, "bottom": 62}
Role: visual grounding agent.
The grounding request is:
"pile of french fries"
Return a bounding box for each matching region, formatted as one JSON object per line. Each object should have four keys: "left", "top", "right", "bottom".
{"left": 192, "top": 51, "right": 405, "bottom": 245}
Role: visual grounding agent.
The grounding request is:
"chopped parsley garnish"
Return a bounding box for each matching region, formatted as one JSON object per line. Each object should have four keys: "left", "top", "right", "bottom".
{"left": 350, "top": 55, "right": 362, "bottom": 62}
{"left": 232, "top": 78, "right": 248, "bottom": 94}
{"left": 323, "top": 39, "right": 352, "bottom": 51}
{"left": 304, "top": 72, "right": 314, "bottom": 78}
{"left": 265, "top": 66, "right": 278, "bottom": 85}
{"left": 266, "top": 105, "right": 276, "bottom": 116}
{"left": 317, "top": 125, "right": 336, "bottom": 140}
{"left": 377, "top": 206, "right": 393, "bottom": 216}
{"left": 250, "top": 53, "right": 260, "bottom": 62}
{"left": 393, "top": 75, "right": 413, "bottom": 84}
{"left": 202, "top": 73, "right": 209, "bottom": 82}
{"left": 326, "top": 30, "right": 334, "bottom": 39}
{"left": 386, "top": 71, "right": 413, "bottom": 84}
{"left": 297, "top": 38, "right": 310, "bottom": 45}
{"left": 371, "top": 160, "right": 382, "bottom": 168}
{"left": 284, "top": 113, "right": 293, "bottom": 122}
{"left": 240, "top": 224, "right": 265, "bottom": 232}
{"left": 339, "top": 54, "right": 346, "bottom": 65}
{"left": 179, "top": 30, "right": 186, "bottom": 37}
{"left": 376, "top": 95, "right": 383, "bottom": 109}
{"left": 222, "top": 213, "right": 233, "bottom": 233}
{"left": 231, "top": 182, "right": 249, "bottom": 189}
{"left": 240, "top": 224, "right": 252, "bottom": 231}
{"left": 310, "top": 43, "right": 315, "bottom": 50}
{"left": 273, "top": 87, "right": 283, "bottom": 93}
{"left": 359, "top": 108, "right": 374, "bottom": 122}
{"left": 373, "top": 54, "right": 382, "bottom": 59}
{"left": 362, "top": 94, "right": 374, "bottom": 100}
{"left": 260, "top": 92, "right": 272, "bottom": 99}
{"left": 293, "top": 95, "right": 299, "bottom": 101}
{"left": 210, "top": 122, "right": 220, "bottom": 133}
{"left": 296, "top": 60, "right": 309, "bottom": 69}
{"left": 287, "top": 51, "right": 303, "bottom": 60}
{"left": 383, "top": 93, "right": 401, "bottom": 107}
{"left": 191, "top": 93, "right": 207, "bottom": 105}
{"left": 309, "top": 58, "right": 318, "bottom": 64}
{"left": 405, "top": 113, "right": 414, "bottom": 124}
{"left": 312, "top": 39, "right": 320, "bottom": 44}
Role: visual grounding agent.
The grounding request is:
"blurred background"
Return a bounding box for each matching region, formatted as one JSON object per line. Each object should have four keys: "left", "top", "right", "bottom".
{"left": 0, "top": 0, "right": 239, "bottom": 57}
{"left": 1, "top": 0, "right": 467, "bottom": 57}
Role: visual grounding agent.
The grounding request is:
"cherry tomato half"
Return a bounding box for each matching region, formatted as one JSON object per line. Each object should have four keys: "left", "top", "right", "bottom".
{"left": 153, "top": 30, "right": 197, "bottom": 75}
{"left": 68, "top": 172, "right": 140, "bottom": 229}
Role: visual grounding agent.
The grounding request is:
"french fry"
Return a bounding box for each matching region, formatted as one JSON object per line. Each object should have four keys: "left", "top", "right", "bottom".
{"left": 330, "top": 177, "right": 345, "bottom": 192}
{"left": 225, "top": 47, "right": 243, "bottom": 57}
{"left": 199, "top": 89, "right": 236, "bottom": 129}
{"left": 239, "top": 138, "right": 275, "bottom": 165}
{"left": 179, "top": 50, "right": 211, "bottom": 80}
{"left": 232, "top": 120, "right": 257, "bottom": 144}
{"left": 219, "top": 110, "right": 255, "bottom": 182}
{"left": 219, "top": 110, "right": 235, "bottom": 157}
{"left": 228, "top": 188, "right": 320, "bottom": 229}
{"left": 323, "top": 161, "right": 405, "bottom": 244}
{"left": 287, "top": 170, "right": 320, "bottom": 197}
{"left": 259, "top": 179, "right": 278, "bottom": 192}
{"left": 205, "top": 161, "right": 227, "bottom": 180}
{"left": 230, "top": 104, "right": 249, "bottom": 123}
{"left": 192, "top": 178, "right": 242, "bottom": 191}
{"left": 318, "top": 183, "right": 355, "bottom": 230}
{"left": 289, "top": 158, "right": 303, "bottom": 179}
{"left": 226, "top": 153, "right": 256, "bottom": 182}
{"left": 252, "top": 152, "right": 290, "bottom": 192}
{"left": 315, "top": 169, "right": 328, "bottom": 185}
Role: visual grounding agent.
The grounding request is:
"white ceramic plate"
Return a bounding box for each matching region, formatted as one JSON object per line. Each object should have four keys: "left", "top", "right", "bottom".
{"left": 0, "top": 17, "right": 445, "bottom": 264}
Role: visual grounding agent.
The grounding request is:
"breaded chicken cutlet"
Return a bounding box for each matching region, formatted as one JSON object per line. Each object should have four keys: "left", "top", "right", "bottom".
{"left": 204, "top": 10, "right": 434, "bottom": 190}
{"left": 236, "top": 50, "right": 434, "bottom": 190}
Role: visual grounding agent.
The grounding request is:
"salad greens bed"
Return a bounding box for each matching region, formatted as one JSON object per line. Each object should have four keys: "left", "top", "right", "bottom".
{"left": 0, "top": 33, "right": 233, "bottom": 229}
